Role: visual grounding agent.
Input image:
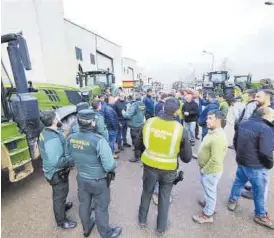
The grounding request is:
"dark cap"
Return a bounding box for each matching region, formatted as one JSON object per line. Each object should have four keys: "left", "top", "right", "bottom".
{"left": 78, "top": 109, "right": 98, "bottom": 121}
{"left": 76, "top": 102, "right": 89, "bottom": 112}
{"left": 147, "top": 88, "right": 152, "bottom": 93}
{"left": 40, "top": 110, "right": 56, "bottom": 127}
{"left": 164, "top": 98, "right": 180, "bottom": 115}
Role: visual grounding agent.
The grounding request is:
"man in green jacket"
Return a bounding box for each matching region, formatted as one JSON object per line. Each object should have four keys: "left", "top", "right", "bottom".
{"left": 39, "top": 110, "right": 77, "bottom": 230}
{"left": 70, "top": 102, "right": 89, "bottom": 134}
{"left": 66, "top": 109, "right": 122, "bottom": 238}
{"left": 193, "top": 110, "right": 228, "bottom": 224}
{"left": 122, "top": 92, "right": 146, "bottom": 162}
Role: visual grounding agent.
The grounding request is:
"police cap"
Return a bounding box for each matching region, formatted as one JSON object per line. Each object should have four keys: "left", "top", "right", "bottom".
{"left": 78, "top": 109, "right": 97, "bottom": 121}
{"left": 76, "top": 102, "right": 89, "bottom": 112}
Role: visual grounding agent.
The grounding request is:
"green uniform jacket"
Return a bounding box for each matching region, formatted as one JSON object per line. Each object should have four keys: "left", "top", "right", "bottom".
{"left": 66, "top": 129, "right": 116, "bottom": 180}
{"left": 39, "top": 128, "right": 73, "bottom": 180}
{"left": 122, "top": 100, "right": 146, "bottom": 128}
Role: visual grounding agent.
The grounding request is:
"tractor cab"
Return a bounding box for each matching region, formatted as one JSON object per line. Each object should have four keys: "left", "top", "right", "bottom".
{"left": 77, "top": 69, "right": 116, "bottom": 101}
{"left": 208, "top": 71, "right": 229, "bottom": 84}
{"left": 234, "top": 74, "right": 252, "bottom": 91}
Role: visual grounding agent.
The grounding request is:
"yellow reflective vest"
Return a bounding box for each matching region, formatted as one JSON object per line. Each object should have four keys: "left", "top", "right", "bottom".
{"left": 141, "top": 117, "right": 183, "bottom": 170}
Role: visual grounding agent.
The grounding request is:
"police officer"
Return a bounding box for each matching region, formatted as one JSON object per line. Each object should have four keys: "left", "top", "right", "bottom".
{"left": 66, "top": 109, "right": 122, "bottom": 238}
{"left": 122, "top": 92, "right": 146, "bottom": 162}
{"left": 136, "top": 98, "right": 192, "bottom": 235}
{"left": 39, "top": 110, "right": 77, "bottom": 229}
{"left": 70, "top": 102, "right": 89, "bottom": 134}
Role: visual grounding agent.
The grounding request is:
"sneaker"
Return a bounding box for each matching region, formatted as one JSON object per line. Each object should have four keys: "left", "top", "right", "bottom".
{"left": 195, "top": 136, "right": 200, "bottom": 140}
{"left": 254, "top": 216, "right": 274, "bottom": 229}
{"left": 115, "top": 149, "right": 120, "bottom": 154}
{"left": 192, "top": 211, "right": 213, "bottom": 224}
{"left": 192, "top": 154, "right": 198, "bottom": 159}
{"left": 228, "top": 145, "right": 234, "bottom": 150}
{"left": 227, "top": 200, "right": 238, "bottom": 211}
{"left": 113, "top": 154, "right": 119, "bottom": 159}
{"left": 241, "top": 190, "right": 253, "bottom": 200}
{"left": 138, "top": 222, "right": 147, "bottom": 229}
{"left": 123, "top": 143, "right": 131, "bottom": 148}
{"left": 118, "top": 146, "right": 124, "bottom": 151}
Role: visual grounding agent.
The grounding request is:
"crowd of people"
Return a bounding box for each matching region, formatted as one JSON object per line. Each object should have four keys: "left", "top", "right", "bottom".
{"left": 38, "top": 86, "right": 274, "bottom": 237}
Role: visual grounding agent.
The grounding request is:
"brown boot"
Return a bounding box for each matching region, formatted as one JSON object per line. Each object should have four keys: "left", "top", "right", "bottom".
{"left": 192, "top": 211, "right": 214, "bottom": 224}
{"left": 254, "top": 215, "right": 274, "bottom": 229}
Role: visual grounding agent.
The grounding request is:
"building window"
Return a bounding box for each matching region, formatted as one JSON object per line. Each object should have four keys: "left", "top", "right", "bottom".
{"left": 75, "top": 47, "right": 83, "bottom": 61}
{"left": 90, "top": 53, "right": 95, "bottom": 64}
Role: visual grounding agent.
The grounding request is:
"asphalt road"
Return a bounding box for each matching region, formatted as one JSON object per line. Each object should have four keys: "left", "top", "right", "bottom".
{"left": 1, "top": 118, "right": 274, "bottom": 238}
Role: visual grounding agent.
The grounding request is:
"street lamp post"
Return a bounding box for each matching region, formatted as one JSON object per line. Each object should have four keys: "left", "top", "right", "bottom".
{"left": 202, "top": 50, "right": 215, "bottom": 71}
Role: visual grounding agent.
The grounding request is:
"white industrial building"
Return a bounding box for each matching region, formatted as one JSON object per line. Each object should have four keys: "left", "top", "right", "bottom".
{"left": 1, "top": 0, "right": 122, "bottom": 87}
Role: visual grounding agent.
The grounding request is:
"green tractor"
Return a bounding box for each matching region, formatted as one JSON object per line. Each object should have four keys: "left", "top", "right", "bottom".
{"left": 76, "top": 68, "right": 117, "bottom": 102}
{"left": 1, "top": 33, "right": 88, "bottom": 182}
{"left": 202, "top": 71, "right": 235, "bottom": 100}
{"left": 233, "top": 74, "right": 252, "bottom": 97}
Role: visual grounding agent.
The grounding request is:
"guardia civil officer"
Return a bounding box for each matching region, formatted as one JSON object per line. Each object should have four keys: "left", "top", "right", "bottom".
{"left": 66, "top": 109, "right": 122, "bottom": 238}
{"left": 136, "top": 98, "right": 192, "bottom": 235}
{"left": 39, "top": 110, "right": 77, "bottom": 229}
{"left": 122, "top": 92, "right": 146, "bottom": 162}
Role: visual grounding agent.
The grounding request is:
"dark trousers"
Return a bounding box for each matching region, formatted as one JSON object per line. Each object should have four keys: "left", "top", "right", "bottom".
{"left": 48, "top": 172, "right": 69, "bottom": 225}
{"left": 117, "top": 119, "right": 128, "bottom": 147}
{"left": 77, "top": 175, "right": 112, "bottom": 238}
{"left": 138, "top": 165, "right": 176, "bottom": 233}
{"left": 130, "top": 127, "right": 141, "bottom": 158}
{"left": 145, "top": 112, "right": 154, "bottom": 120}
{"left": 195, "top": 119, "right": 199, "bottom": 137}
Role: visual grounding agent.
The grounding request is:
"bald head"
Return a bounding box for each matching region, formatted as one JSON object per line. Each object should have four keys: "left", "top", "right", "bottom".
{"left": 193, "top": 90, "right": 200, "bottom": 99}
{"left": 255, "top": 107, "right": 274, "bottom": 122}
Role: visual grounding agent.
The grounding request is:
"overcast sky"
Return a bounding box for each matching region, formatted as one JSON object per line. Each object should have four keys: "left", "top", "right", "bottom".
{"left": 63, "top": 0, "right": 274, "bottom": 84}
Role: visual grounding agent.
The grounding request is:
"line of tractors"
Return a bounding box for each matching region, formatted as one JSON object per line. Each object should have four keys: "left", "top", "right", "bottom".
{"left": 1, "top": 33, "right": 116, "bottom": 183}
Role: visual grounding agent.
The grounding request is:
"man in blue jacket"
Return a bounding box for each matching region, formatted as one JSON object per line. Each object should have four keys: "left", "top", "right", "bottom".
{"left": 122, "top": 92, "right": 146, "bottom": 162}
{"left": 228, "top": 107, "right": 274, "bottom": 229}
{"left": 155, "top": 93, "right": 168, "bottom": 116}
{"left": 104, "top": 96, "right": 119, "bottom": 159}
{"left": 67, "top": 109, "right": 122, "bottom": 237}
{"left": 39, "top": 110, "right": 77, "bottom": 230}
{"left": 199, "top": 92, "right": 219, "bottom": 139}
{"left": 193, "top": 90, "right": 207, "bottom": 139}
{"left": 143, "top": 89, "right": 155, "bottom": 119}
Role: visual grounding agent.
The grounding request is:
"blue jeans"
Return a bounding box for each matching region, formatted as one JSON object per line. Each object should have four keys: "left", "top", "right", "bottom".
{"left": 117, "top": 120, "right": 128, "bottom": 147}
{"left": 200, "top": 172, "right": 222, "bottom": 216}
{"left": 229, "top": 165, "right": 269, "bottom": 217}
{"left": 108, "top": 130, "right": 117, "bottom": 153}
{"left": 201, "top": 126, "right": 208, "bottom": 140}
{"left": 184, "top": 121, "right": 196, "bottom": 141}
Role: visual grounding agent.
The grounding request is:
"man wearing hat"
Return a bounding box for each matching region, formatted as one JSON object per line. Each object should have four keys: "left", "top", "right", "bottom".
{"left": 122, "top": 92, "right": 146, "bottom": 162}
{"left": 136, "top": 98, "right": 192, "bottom": 235}
{"left": 70, "top": 102, "right": 89, "bottom": 134}
{"left": 39, "top": 110, "right": 77, "bottom": 230}
{"left": 66, "top": 109, "right": 122, "bottom": 238}
{"left": 143, "top": 88, "right": 155, "bottom": 120}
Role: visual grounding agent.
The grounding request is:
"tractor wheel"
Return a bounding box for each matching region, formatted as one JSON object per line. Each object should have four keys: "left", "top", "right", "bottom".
{"left": 234, "top": 85, "right": 242, "bottom": 97}
{"left": 224, "top": 87, "right": 234, "bottom": 100}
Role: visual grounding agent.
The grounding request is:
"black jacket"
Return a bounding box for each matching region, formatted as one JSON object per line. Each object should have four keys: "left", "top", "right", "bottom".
{"left": 182, "top": 100, "right": 199, "bottom": 123}
{"left": 135, "top": 112, "right": 192, "bottom": 165}
{"left": 234, "top": 117, "right": 274, "bottom": 169}
{"left": 104, "top": 104, "right": 119, "bottom": 131}
{"left": 114, "top": 99, "right": 127, "bottom": 120}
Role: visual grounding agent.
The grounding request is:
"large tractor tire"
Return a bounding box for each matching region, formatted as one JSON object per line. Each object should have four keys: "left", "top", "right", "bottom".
{"left": 224, "top": 87, "right": 234, "bottom": 100}
{"left": 234, "top": 85, "right": 242, "bottom": 97}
